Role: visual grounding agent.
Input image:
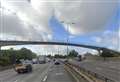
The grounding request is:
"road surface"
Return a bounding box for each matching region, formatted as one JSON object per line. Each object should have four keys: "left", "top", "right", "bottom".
{"left": 46, "top": 64, "right": 75, "bottom": 82}
{"left": 70, "top": 60, "right": 120, "bottom": 82}
{"left": 0, "top": 62, "right": 76, "bottom": 82}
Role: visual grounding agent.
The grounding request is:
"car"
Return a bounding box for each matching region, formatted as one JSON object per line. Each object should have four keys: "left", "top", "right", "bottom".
{"left": 64, "top": 59, "right": 68, "bottom": 62}
{"left": 14, "top": 60, "right": 32, "bottom": 74}
{"left": 54, "top": 60, "right": 60, "bottom": 65}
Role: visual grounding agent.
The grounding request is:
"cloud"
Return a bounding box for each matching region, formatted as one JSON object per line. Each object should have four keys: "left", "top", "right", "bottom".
{"left": 0, "top": 0, "right": 53, "bottom": 41}
{"left": 1, "top": 45, "right": 67, "bottom": 55}
{"left": 69, "top": 35, "right": 76, "bottom": 39}
{"left": 2, "top": 44, "right": 98, "bottom": 55}
{"left": 91, "top": 37, "right": 102, "bottom": 43}
{"left": 54, "top": 0, "right": 118, "bottom": 35}
{"left": 0, "top": 10, "right": 28, "bottom": 36}
{"left": 0, "top": 0, "right": 119, "bottom": 53}
{"left": 91, "top": 30, "right": 120, "bottom": 51}
{"left": 0, "top": 0, "right": 118, "bottom": 40}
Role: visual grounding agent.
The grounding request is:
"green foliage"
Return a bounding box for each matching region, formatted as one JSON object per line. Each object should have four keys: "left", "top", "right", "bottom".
{"left": 68, "top": 49, "right": 78, "bottom": 58}
{"left": 54, "top": 54, "right": 67, "bottom": 58}
{"left": 53, "top": 50, "right": 79, "bottom": 58}
{"left": 0, "top": 57, "right": 11, "bottom": 66}
{"left": 100, "top": 50, "right": 120, "bottom": 58}
{"left": 16, "top": 48, "right": 37, "bottom": 60}
{"left": 0, "top": 48, "right": 37, "bottom": 66}
{"left": 46, "top": 54, "right": 53, "bottom": 58}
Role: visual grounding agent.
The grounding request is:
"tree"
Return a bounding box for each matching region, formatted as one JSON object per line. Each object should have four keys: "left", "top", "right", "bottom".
{"left": 0, "top": 47, "right": 37, "bottom": 66}
{"left": 16, "top": 48, "right": 37, "bottom": 60}
{"left": 100, "top": 50, "right": 119, "bottom": 57}
{"left": 68, "top": 50, "right": 78, "bottom": 58}
{"left": 53, "top": 54, "right": 67, "bottom": 58}
{"left": 100, "top": 49, "right": 120, "bottom": 61}
{"left": 47, "top": 54, "right": 52, "bottom": 58}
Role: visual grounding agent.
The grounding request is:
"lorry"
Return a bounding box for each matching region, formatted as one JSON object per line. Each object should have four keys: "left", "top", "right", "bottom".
{"left": 38, "top": 56, "right": 46, "bottom": 64}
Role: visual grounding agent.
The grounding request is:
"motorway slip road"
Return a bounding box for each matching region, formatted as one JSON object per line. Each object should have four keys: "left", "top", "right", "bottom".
{"left": 0, "top": 62, "right": 76, "bottom": 82}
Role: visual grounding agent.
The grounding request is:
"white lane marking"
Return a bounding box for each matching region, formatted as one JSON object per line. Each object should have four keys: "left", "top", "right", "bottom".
{"left": 43, "top": 75, "right": 48, "bottom": 82}
{"left": 55, "top": 73, "right": 64, "bottom": 75}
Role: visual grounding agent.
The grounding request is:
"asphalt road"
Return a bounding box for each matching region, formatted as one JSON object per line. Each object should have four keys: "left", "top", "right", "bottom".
{"left": 70, "top": 60, "right": 120, "bottom": 82}
{"left": 0, "top": 62, "right": 75, "bottom": 82}
{"left": 46, "top": 64, "right": 75, "bottom": 82}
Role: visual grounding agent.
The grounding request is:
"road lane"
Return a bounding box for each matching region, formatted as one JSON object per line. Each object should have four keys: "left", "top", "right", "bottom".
{"left": 0, "top": 62, "right": 77, "bottom": 82}
{"left": 46, "top": 64, "right": 75, "bottom": 82}
{"left": 0, "top": 63, "right": 52, "bottom": 82}
{"left": 22, "top": 63, "right": 52, "bottom": 82}
{"left": 70, "top": 60, "right": 120, "bottom": 82}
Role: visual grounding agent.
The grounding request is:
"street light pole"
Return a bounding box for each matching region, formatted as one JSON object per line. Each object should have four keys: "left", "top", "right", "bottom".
{"left": 0, "top": 46, "right": 2, "bottom": 57}
{"left": 66, "top": 23, "right": 69, "bottom": 56}
{"left": 61, "top": 21, "right": 75, "bottom": 55}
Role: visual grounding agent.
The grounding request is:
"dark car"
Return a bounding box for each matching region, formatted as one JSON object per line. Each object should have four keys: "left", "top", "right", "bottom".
{"left": 54, "top": 60, "right": 60, "bottom": 65}
{"left": 64, "top": 59, "right": 68, "bottom": 62}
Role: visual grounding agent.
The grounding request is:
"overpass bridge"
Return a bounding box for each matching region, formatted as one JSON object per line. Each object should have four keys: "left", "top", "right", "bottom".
{"left": 0, "top": 40, "right": 120, "bottom": 55}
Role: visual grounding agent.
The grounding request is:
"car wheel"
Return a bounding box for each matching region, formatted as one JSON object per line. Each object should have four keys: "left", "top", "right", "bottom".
{"left": 17, "top": 70, "right": 22, "bottom": 74}
{"left": 26, "top": 65, "right": 32, "bottom": 72}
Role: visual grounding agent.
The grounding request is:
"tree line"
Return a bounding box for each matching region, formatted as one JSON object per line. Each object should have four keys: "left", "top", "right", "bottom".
{"left": 0, "top": 47, "right": 119, "bottom": 66}
{"left": 0, "top": 48, "right": 37, "bottom": 66}
{"left": 47, "top": 49, "right": 79, "bottom": 58}
{"left": 47, "top": 49, "right": 120, "bottom": 59}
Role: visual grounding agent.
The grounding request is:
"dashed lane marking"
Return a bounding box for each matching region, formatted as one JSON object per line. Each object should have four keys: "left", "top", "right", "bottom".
{"left": 55, "top": 73, "right": 64, "bottom": 76}
{"left": 43, "top": 75, "right": 48, "bottom": 82}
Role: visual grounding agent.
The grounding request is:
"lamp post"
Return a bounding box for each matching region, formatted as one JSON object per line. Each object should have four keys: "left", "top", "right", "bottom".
{"left": 0, "top": 46, "right": 2, "bottom": 57}
{"left": 61, "top": 21, "right": 75, "bottom": 55}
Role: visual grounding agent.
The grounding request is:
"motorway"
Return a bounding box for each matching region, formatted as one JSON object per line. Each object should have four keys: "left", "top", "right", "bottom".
{"left": 1, "top": 60, "right": 119, "bottom": 82}
{"left": 70, "top": 60, "right": 120, "bottom": 82}
{"left": 0, "top": 62, "right": 76, "bottom": 82}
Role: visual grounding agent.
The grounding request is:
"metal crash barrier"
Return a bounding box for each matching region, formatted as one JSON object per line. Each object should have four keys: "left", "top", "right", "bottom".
{"left": 66, "top": 62, "right": 115, "bottom": 82}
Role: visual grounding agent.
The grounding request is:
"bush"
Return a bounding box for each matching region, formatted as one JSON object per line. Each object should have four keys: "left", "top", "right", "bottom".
{"left": 0, "top": 57, "right": 11, "bottom": 66}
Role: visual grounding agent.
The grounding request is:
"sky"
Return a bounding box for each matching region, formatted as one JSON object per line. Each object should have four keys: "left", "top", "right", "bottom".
{"left": 0, "top": 0, "right": 120, "bottom": 55}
